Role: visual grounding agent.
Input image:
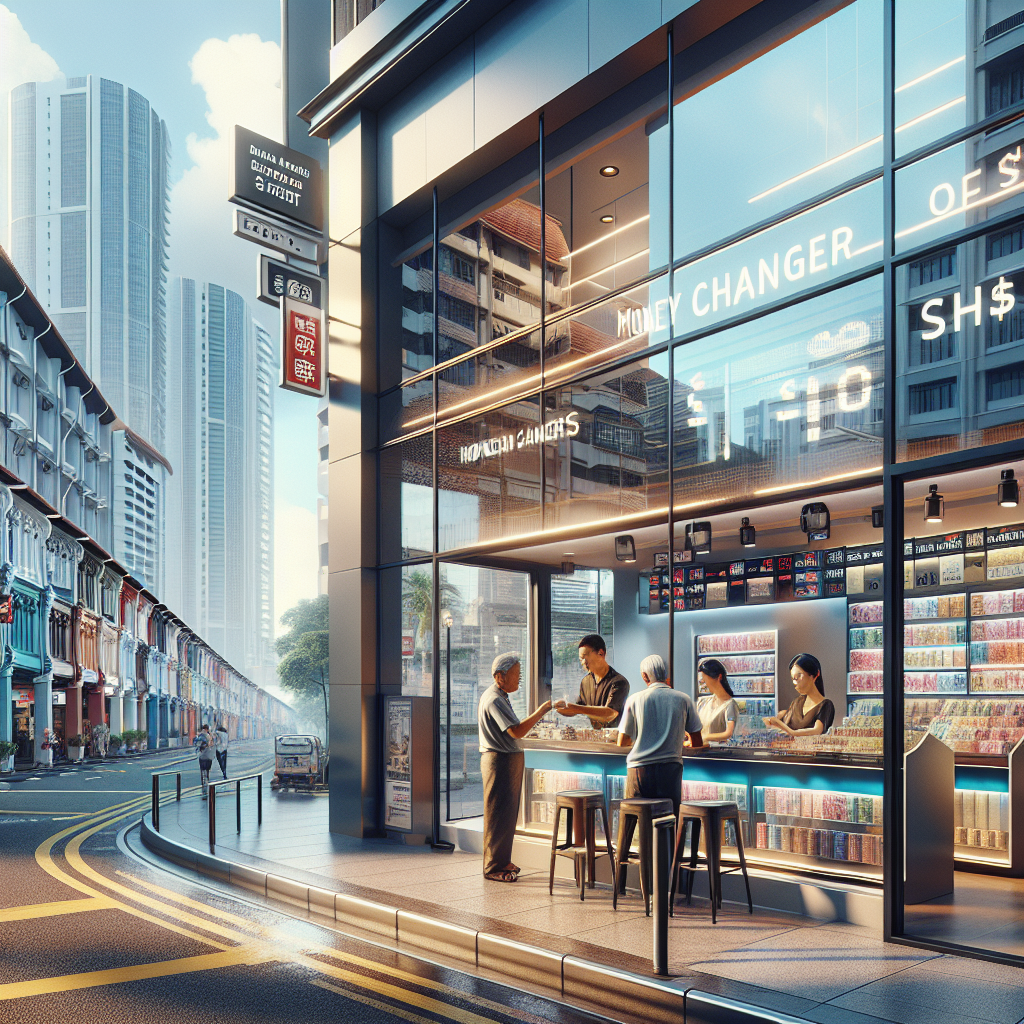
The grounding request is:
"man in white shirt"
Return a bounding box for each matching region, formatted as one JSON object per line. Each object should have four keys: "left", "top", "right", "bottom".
{"left": 616, "top": 654, "right": 703, "bottom": 891}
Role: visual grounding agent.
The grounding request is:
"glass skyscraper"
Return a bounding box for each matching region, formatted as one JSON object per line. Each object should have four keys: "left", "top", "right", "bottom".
{"left": 8, "top": 75, "right": 170, "bottom": 453}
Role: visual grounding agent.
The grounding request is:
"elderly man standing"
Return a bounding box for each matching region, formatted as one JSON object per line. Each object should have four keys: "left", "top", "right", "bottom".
{"left": 478, "top": 652, "right": 552, "bottom": 882}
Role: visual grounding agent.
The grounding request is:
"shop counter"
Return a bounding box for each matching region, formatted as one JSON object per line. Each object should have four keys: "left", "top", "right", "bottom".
{"left": 519, "top": 740, "right": 883, "bottom": 884}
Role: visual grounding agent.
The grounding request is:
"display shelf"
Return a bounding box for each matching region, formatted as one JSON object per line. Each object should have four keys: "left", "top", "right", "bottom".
{"left": 697, "top": 630, "right": 777, "bottom": 716}
{"left": 955, "top": 788, "right": 1010, "bottom": 864}
{"left": 848, "top": 602, "right": 883, "bottom": 697}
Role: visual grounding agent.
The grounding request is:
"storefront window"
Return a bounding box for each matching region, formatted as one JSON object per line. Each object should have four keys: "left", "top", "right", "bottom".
{"left": 543, "top": 275, "right": 671, "bottom": 387}
{"left": 441, "top": 563, "right": 531, "bottom": 820}
{"left": 380, "top": 377, "right": 433, "bottom": 442}
{"left": 896, "top": 215, "right": 1024, "bottom": 461}
{"left": 550, "top": 569, "right": 614, "bottom": 701}
{"left": 894, "top": 0, "right": 967, "bottom": 159}
{"left": 379, "top": 564, "right": 435, "bottom": 699}
{"left": 546, "top": 115, "right": 667, "bottom": 309}
{"left": 380, "top": 433, "right": 433, "bottom": 563}
{"left": 437, "top": 397, "right": 542, "bottom": 551}
{"left": 673, "top": 0, "right": 882, "bottom": 261}
{"left": 895, "top": 116, "right": 1024, "bottom": 255}
{"left": 544, "top": 352, "right": 668, "bottom": 531}
{"left": 673, "top": 274, "right": 884, "bottom": 509}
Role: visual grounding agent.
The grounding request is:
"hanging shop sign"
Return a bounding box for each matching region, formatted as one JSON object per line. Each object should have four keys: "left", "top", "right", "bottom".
{"left": 230, "top": 126, "right": 324, "bottom": 233}
{"left": 280, "top": 296, "right": 327, "bottom": 397}
{"left": 458, "top": 412, "right": 580, "bottom": 465}
{"left": 232, "top": 209, "right": 323, "bottom": 264}
{"left": 257, "top": 254, "right": 323, "bottom": 309}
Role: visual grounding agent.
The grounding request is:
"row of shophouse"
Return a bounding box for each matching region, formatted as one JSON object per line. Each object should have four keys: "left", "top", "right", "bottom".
{"left": 0, "top": 247, "right": 295, "bottom": 768}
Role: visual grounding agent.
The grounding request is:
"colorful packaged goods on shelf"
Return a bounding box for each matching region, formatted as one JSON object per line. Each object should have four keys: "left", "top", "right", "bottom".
{"left": 971, "top": 590, "right": 1024, "bottom": 616}
{"left": 697, "top": 631, "right": 774, "bottom": 654}
{"left": 904, "top": 647, "right": 966, "bottom": 669}
{"left": 904, "top": 595, "right": 967, "bottom": 619}
{"left": 850, "top": 649, "right": 883, "bottom": 671}
{"left": 755, "top": 822, "right": 882, "bottom": 865}
{"left": 904, "top": 622, "right": 967, "bottom": 645}
{"left": 971, "top": 617, "right": 1024, "bottom": 641}
{"left": 954, "top": 827, "right": 1009, "bottom": 849}
{"left": 970, "top": 641, "right": 1024, "bottom": 666}
{"left": 971, "top": 669, "right": 1024, "bottom": 692}
{"left": 904, "top": 671, "right": 967, "bottom": 692}
{"left": 848, "top": 671, "right": 883, "bottom": 692}
{"left": 715, "top": 654, "right": 775, "bottom": 674}
{"left": 849, "top": 602, "right": 883, "bottom": 624}
{"left": 850, "top": 627, "right": 883, "bottom": 649}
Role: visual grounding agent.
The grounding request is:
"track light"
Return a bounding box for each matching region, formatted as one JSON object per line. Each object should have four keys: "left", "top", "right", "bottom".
{"left": 686, "top": 521, "right": 712, "bottom": 555}
{"left": 614, "top": 535, "right": 636, "bottom": 562}
{"left": 800, "top": 502, "right": 830, "bottom": 540}
{"left": 998, "top": 469, "right": 1020, "bottom": 508}
{"left": 739, "top": 517, "right": 756, "bottom": 547}
{"left": 924, "top": 484, "right": 944, "bottom": 523}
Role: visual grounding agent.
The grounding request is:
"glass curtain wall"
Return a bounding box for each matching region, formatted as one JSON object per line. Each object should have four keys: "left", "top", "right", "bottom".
{"left": 375, "top": 0, "right": 1024, "bottom": 944}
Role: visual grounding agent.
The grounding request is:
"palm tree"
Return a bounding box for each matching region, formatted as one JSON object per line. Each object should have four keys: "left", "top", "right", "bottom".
{"left": 403, "top": 570, "right": 463, "bottom": 644}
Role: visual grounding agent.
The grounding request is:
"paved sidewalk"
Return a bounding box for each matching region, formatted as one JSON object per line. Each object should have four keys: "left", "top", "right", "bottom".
{"left": 144, "top": 773, "right": 1024, "bottom": 1024}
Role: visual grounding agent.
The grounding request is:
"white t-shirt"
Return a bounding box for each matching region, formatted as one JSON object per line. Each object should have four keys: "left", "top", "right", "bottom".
{"left": 696, "top": 694, "right": 738, "bottom": 737}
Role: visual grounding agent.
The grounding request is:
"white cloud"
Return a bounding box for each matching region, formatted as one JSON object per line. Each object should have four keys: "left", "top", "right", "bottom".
{"left": 168, "top": 32, "right": 282, "bottom": 293}
{"left": 0, "top": 4, "right": 62, "bottom": 250}
{"left": 273, "top": 503, "right": 320, "bottom": 634}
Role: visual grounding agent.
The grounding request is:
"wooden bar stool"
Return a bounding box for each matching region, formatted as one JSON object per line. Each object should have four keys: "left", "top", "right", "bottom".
{"left": 613, "top": 797, "right": 674, "bottom": 915}
{"left": 548, "top": 790, "right": 615, "bottom": 902}
{"left": 671, "top": 799, "right": 753, "bottom": 924}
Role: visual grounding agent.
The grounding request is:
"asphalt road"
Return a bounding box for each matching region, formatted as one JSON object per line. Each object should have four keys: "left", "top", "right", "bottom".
{"left": 0, "top": 741, "right": 612, "bottom": 1024}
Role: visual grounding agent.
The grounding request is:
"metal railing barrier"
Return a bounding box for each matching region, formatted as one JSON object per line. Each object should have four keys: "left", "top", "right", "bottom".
{"left": 652, "top": 813, "right": 675, "bottom": 976}
{"left": 151, "top": 771, "right": 183, "bottom": 832}
{"left": 208, "top": 772, "right": 263, "bottom": 850}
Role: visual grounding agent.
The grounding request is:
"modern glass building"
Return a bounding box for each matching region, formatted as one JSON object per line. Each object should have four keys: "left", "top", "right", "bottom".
{"left": 8, "top": 74, "right": 171, "bottom": 453}
{"left": 164, "top": 278, "right": 277, "bottom": 688}
{"left": 299, "top": 0, "right": 1024, "bottom": 963}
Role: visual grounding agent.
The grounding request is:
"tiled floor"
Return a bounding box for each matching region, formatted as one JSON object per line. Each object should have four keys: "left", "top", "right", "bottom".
{"left": 155, "top": 787, "right": 1024, "bottom": 1024}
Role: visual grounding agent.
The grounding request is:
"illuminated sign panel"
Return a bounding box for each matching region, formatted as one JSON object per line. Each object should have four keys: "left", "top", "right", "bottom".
{"left": 459, "top": 412, "right": 579, "bottom": 464}
{"left": 280, "top": 297, "right": 326, "bottom": 397}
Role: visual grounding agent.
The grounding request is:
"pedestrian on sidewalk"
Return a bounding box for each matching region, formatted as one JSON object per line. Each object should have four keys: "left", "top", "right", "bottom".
{"left": 478, "top": 652, "right": 552, "bottom": 883}
{"left": 215, "top": 722, "right": 229, "bottom": 779}
{"left": 194, "top": 724, "right": 214, "bottom": 799}
{"left": 615, "top": 654, "right": 703, "bottom": 893}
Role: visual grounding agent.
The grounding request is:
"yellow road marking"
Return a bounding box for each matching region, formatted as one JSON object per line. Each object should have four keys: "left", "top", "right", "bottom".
{"left": 114, "top": 871, "right": 263, "bottom": 931}
{"left": 0, "top": 897, "right": 117, "bottom": 922}
{"left": 0, "top": 809, "right": 91, "bottom": 817}
{"left": 0, "top": 947, "right": 271, "bottom": 1000}
{"left": 294, "top": 952, "right": 504, "bottom": 1024}
{"left": 312, "top": 978, "right": 445, "bottom": 1024}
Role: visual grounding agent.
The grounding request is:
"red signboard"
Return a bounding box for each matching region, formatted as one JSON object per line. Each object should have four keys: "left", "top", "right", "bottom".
{"left": 401, "top": 635, "right": 415, "bottom": 657}
{"left": 280, "top": 296, "right": 326, "bottom": 396}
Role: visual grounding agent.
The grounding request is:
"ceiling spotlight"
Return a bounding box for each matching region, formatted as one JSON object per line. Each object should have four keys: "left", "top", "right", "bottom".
{"left": 599, "top": 165, "right": 619, "bottom": 177}
{"left": 614, "top": 535, "right": 636, "bottom": 562}
{"left": 561, "top": 555, "right": 576, "bottom": 576}
{"left": 800, "top": 502, "right": 831, "bottom": 540}
{"left": 998, "top": 469, "right": 1020, "bottom": 508}
{"left": 871, "top": 505, "right": 884, "bottom": 529}
{"left": 686, "top": 521, "right": 712, "bottom": 555}
{"left": 924, "top": 484, "right": 944, "bottom": 523}
{"left": 739, "top": 517, "right": 756, "bottom": 547}
{"left": 599, "top": 214, "right": 614, "bottom": 224}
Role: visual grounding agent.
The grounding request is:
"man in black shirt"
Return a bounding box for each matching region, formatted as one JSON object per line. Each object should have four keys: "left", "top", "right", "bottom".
{"left": 554, "top": 633, "right": 630, "bottom": 728}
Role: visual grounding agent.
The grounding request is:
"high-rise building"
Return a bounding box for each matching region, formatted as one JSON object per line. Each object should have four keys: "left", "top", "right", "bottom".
{"left": 165, "top": 278, "right": 276, "bottom": 684}
{"left": 8, "top": 75, "right": 170, "bottom": 451}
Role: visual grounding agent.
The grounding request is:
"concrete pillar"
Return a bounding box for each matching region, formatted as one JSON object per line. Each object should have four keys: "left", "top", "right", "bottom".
{"left": 0, "top": 660, "right": 12, "bottom": 771}
{"left": 33, "top": 675, "right": 52, "bottom": 766}
{"left": 159, "top": 699, "right": 169, "bottom": 747}
{"left": 146, "top": 696, "right": 158, "bottom": 747}
{"left": 109, "top": 693, "right": 124, "bottom": 738}
{"left": 66, "top": 684, "right": 83, "bottom": 744}
{"left": 123, "top": 694, "right": 137, "bottom": 732}
{"left": 87, "top": 688, "right": 104, "bottom": 729}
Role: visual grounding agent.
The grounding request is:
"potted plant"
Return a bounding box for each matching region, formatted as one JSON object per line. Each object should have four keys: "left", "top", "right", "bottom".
{"left": 0, "top": 739, "right": 16, "bottom": 772}
{"left": 67, "top": 734, "right": 85, "bottom": 761}
{"left": 137, "top": 730, "right": 148, "bottom": 751}
{"left": 107, "top": 734, "right": 121, "bottom": 755}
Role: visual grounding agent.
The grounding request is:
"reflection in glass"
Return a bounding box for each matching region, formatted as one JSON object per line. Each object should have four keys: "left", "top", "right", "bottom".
{"left": 674, "top": 0, "right": 881, "bottom": 260}
{"left": 437, "top": 397, "right": 541, "bottom": 551}
{"left": 437, "top": 329, "right": 541, "bottom": 422}
{"left": 442, "top": 563, "right": 531, "bottom": 821}
{"left": 673, "top": 275, "right": 884, "bottom": 509}
{"left": 897, "top": 215, "right": 1024, "bottom": 461}
{"left": 672, "top": 180, "right": 883, "bottom": 338}
{"left": 399, "top": 564, "right": 435, "bottom": 699}
{"left": 544, "top": 275, "right": 671, "bottom": 386}
{"left": 550, "top": 569, "right": 615, "bottom": 704}
{"left": 547, "top": 117, "right": 667, "bottom": 309}
{"left": 380, "top": 377, "right": 433, "bottom": 442}
{"left": 895, "top": 0, "right": 967, "bottom": 158}
{"left": 545, "top": 352, "right": 669, "bottom": 530}
{"left": 895, "top": 117, "right": 1024, "bottom": 255}
{"left": 380, "top": 433, "right": 433, "bottom": 563}
{"left": 380, "top": 247, "right": 433, "bottom": 393}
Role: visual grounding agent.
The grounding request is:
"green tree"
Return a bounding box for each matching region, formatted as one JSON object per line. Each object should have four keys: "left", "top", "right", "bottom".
{"left": 403, "top": 570, "right": 463, "bottom": 642}
{"left": 276, "top": 596, "right": 330, "bottom": 734}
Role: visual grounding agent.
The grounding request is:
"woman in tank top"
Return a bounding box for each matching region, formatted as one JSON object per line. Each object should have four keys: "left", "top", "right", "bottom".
{"left": 765, "top": 653, "right": 835, "bottom": 737}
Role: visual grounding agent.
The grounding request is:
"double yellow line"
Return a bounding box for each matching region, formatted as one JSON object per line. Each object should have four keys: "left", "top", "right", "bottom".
{"left": 3, "top": 783, "right": 554, "bottom": 1024}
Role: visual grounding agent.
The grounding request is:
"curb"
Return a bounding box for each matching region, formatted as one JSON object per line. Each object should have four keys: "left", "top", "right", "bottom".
{"left": 138, "top": 812, "right": 806, "bottom": 1024}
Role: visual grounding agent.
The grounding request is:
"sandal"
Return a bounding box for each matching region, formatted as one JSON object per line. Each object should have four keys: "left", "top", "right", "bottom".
{"left": 484, "top": 870, "right": 518, "bottom": 883}
{"left": 507, "top": 863, "right": 521, "bottom": 875}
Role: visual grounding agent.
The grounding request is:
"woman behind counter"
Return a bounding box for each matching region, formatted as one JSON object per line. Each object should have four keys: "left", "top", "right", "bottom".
{"left": 766, "top": 652, "right": 834, "bottom": 737}
{"left": 695, "top": 658, "right": 738, "bottom": 743}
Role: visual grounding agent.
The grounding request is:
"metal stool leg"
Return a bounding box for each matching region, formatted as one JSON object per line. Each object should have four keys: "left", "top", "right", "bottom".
{"left": 585, "top": 806, "right": 597, "bottom": 890}
{"left": 549, "top": 804, "right": 563, "bottom": 894}
{"left": 685, "top": 818, "right": 701, "bottom": 905}
{"left": 638, "top": 815, "right": 652, "bottom": 917}
{"left": 600, "top": 805, "right": 617, "bottom": 910}
{"left": 732, "top": 812, "right": 753, "bottom": 914}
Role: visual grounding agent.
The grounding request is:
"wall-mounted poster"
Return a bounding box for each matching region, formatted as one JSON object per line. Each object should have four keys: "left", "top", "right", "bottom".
{"left": 385, "top": 697, "right": 413, "bottom": 830}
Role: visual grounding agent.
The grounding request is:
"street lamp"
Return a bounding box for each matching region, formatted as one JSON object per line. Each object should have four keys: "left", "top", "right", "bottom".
{"left": 442, "top": 611, "right": 453, "bottom": 820}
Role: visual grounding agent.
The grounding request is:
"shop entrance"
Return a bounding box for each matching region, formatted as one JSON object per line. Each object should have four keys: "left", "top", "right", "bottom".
{"left": 897, "top": 458, "right": 1024, "bottom": 960}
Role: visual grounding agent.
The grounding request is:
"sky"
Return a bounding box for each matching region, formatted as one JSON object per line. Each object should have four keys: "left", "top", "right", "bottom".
{"left": 0, "top": 0, "right": 321, "bottom": 639}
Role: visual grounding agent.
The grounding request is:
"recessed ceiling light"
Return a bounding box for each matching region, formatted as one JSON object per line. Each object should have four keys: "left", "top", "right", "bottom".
{"left": 599, "top": 214, "right": 614, "bottom": 223}
{"left": 599, "top": 165, "right": 619, "bottom": 177}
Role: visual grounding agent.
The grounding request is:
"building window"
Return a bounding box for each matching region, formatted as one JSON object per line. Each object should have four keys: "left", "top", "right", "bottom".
{"left": 909, "top": 247, "right": 956, "bottom": 287}
{"left": 989, "top": 226, "right": 1024, "bottom": 261}
{"left": 987, "top": 363, "right": 1024, "bottom": 404}
{"left": 908, "top": 377, "right": 958, "bottom": 415}
{"left": 988, "top": 62, "right": 1024, "bottom": 116}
